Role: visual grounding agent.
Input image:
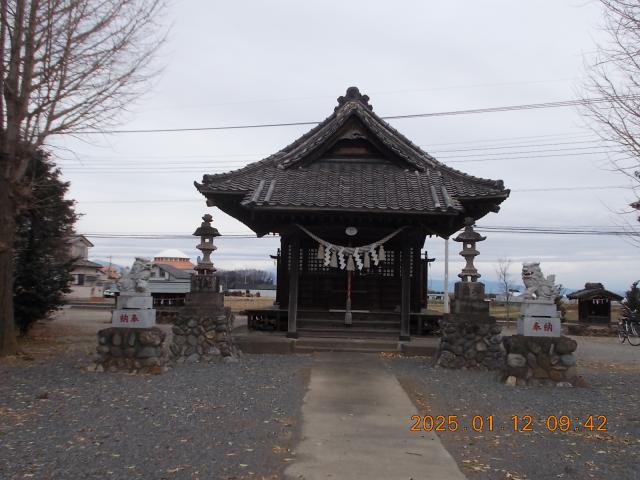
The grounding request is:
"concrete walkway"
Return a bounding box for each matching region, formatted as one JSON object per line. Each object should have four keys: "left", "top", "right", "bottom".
{"left": 285, "top": 353, "right": 466, "bottom": 480}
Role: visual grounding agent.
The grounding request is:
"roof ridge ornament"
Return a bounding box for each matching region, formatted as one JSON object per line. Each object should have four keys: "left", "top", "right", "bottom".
{"left": 335, "top": 86, "right": 373, "bottom": 112}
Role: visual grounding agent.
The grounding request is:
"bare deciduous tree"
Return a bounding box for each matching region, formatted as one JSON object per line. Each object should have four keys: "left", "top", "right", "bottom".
{"left": 0, "top": 0, "right": 166, "bottom": 355}
{"left": 495, "top": 258, "right": 514, "bottom": 324}
{"left": 583, "top": 1, "right": 640, "bottom": 229}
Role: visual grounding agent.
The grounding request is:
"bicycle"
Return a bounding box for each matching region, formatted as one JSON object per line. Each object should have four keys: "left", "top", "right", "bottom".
{"left": 618, "top": 306, "right": 640, "bottom": 346}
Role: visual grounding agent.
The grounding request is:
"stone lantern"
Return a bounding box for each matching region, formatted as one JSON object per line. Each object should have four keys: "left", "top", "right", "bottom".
{"left": 168, "top": 214, "right": 238, "bottom": 362}
{"left": 193, "top": 213, "right": 220, "bottom": 275}
{"left": 453, "top": 217, "right": 486, "bottom": 282}
{"left": 436, "top": 217, "right": 505, "bottom": 371}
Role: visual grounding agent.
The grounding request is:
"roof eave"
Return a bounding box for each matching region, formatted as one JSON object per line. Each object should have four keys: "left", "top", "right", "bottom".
{"left": 227, "top": 204, "right": 463, "bottom": 216}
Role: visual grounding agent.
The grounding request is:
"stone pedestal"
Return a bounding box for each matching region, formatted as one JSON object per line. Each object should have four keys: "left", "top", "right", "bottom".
{"left": 170, "top": 305, "right": 238, "bottom": 363}
{"left": 502, "top": 335, "right": 580, "bottom": 386}
{"left": 92, "top": 327, "right": 168, "bottom": 374}
{"left": 169, "top": 275, "right": 239, "bottom": 363}
{"left": 91, "top": 291, "right": 166, "bottom": 374}
{"left": 517, "top": 299, "right": 560, "bottom": 337}
{"left": 437, "top": 282, "right": 505, "bottom": 370}
{"left": 111, "top": 293, "right": 156, "bottom": 328}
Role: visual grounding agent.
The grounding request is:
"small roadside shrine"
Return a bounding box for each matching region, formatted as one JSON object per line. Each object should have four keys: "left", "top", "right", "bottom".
{"left": 195, "top": 87, "right": 510, "bottom": 340}
{"left": 567, "top": 283, "right": 623, "bottom": 324}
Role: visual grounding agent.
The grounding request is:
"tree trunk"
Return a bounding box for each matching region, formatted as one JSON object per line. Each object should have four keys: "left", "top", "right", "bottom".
{"left": 0, "top": 174, "right": 18, "bottom": 355}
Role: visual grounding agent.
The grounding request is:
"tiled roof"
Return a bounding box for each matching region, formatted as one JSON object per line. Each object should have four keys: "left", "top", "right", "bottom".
{"left": 196, "top": 87, "right": 509, "bottom": 215}
{"left": 567, "top": 283, "right": 622, "bottom": 301}
{"left": 154, "top": 263, "right": 194, "bottom": 280}
{"left": 155, "top": 259, "right": 195, "bottom": 270}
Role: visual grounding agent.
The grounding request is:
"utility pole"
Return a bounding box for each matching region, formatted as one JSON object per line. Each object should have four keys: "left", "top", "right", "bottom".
{"left": 444, "top": 238, "right": 450, "bottom": 314}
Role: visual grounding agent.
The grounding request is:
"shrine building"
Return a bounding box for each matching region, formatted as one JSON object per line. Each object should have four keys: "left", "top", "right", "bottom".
{"left": 567, "top": 282, "right": 623, "bottom": 324}
{"left": 195, "top": 87, "right": 509, "bottom": 340}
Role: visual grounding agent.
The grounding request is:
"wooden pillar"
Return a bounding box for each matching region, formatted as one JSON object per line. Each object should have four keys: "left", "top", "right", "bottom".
{"left": 287, "top": 233, "right": 300, "bottom": 339}
{"left": 400, "top": 236, "right": 411, "bottom": 341}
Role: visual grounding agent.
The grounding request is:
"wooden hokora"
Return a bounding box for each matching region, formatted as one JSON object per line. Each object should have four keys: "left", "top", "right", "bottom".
{"left": 195, "top": 87, "right": 510, "bottom": 340}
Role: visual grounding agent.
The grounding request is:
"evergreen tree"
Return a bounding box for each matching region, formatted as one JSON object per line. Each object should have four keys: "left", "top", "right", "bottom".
{"left": 13, "top": 153, "right": 78, "bottom": 334}
{"left": 623, "top": 281, "right": 640, "bottom": 314}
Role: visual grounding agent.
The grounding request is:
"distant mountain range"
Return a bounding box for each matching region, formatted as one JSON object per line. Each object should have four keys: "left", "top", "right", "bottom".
{"left": 426, "top": 279, "right": 588, "bottom": 296}
{"left": 426, "top": 279, "right": 523, "bottom": 295}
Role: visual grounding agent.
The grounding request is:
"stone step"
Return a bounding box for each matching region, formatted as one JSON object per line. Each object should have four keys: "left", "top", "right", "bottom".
{"left": 295, "top": 337, "right": 400, "bottom": 353}
{"left": 297, "top": 327, "right": 400, "bottom": 339}
{"left": 296, "top": 337, "right": 399, "bottom": 350}
{"left": 298, "top": 318, "right": 400, "bottom": 330}
{"left": 298, "top": 310, "right": 401, "bottom": 321}
{"left": 295, "top": 345, "right": 399, "bottom": 354}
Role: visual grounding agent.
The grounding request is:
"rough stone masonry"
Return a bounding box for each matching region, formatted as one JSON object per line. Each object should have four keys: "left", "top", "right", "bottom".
{"left": 95, "top": 327, "right": 168, "bottom": 374}
{"left": 503, "top": 335, "right": 579, "bottom": 386}
{"left": 170, "top": 305, "right": 238, "bottom": 363}
{"left": 438, "top": 281, "right": 505, "bottom": 370}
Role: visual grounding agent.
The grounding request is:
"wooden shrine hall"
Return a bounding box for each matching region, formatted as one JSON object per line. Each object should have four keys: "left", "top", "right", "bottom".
{"left": 195, "top": 87, "right": 510, "bottom": 340}
{"left": 567, "top": 282, "right": 623, "bottom": 324}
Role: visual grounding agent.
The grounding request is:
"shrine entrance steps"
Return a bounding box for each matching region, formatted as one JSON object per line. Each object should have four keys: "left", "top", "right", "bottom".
{"left": 233, "top": 330, "right": 439, "bottom": 355}
{"left": 297, "top": 311, "right": 400, "bottom": 340}
{"left": 294, "top": 337, "right": 400, "bottom": 354}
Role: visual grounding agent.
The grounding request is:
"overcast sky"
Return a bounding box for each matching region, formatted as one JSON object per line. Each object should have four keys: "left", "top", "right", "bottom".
{"left": 50, "top": 0, "right": 640, "bottom": 292}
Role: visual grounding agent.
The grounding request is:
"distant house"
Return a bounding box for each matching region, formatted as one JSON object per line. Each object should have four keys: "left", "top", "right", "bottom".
{"left": 567, "top": 282, "right": 623, "bottom": 324}
{"left": 67, "top": 235, "right": 105, "bottom": 300}
{"left": 153, "top": 249, "right": 195, "bottom": 270}
{"left": 149, "top": 262, "right": 194, "bottom": 306}
{"left": 99, "top": 265, "right": 121, "bottom": 281}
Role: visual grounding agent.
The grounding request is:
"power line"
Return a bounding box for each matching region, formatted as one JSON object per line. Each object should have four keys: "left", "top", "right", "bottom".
{"left": 416, "top": 131, "right": 594, "bottom": 147}
{"left": 56, "top": 138, "right": 615, "bottom": 167}
{"left": 58, "top": 149, "right": 629, "bottom": 173}
{"left": 82, "top": 224, "right": 640, "bottom": 238}
{"left": 55, "top": 132, "right": 601, "bottom": 166}
{"left": 436, "top": 144, "right": 617, "bottom": 159}
{"left": 427, "top": 138, "right": 607, "bottom": 154}
{"left": 68, "top": 96, "right": 636, "bottom": 135}
{"left": 75, "top": 185, "right": 633, "bottom": 205}
{"left": 514, "top": 185, "right": 631, "bottom": 192}
{"left": 58, "top": 145, "right": 628, "bottom": 171}
{"left": 61, "top": 131, "right": 597, "bottom": 162}
{"left": 447, "top": 150, "right": 627, "bottom": 164}
{"left": 144, "top": 77, "right": 578, "bottom": 112}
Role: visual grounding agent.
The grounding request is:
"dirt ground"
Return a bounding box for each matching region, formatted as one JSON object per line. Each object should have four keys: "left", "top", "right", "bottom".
{"left": 5, "top": 308, "right": 640, "bottom": 480}
{"left": 12, "top": 308, "right": 111, "bottom": 359}
{"left": 0, "top": 308, "right": 310, "bottom": 480}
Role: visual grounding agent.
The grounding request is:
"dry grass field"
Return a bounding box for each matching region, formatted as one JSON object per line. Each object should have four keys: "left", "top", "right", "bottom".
{"left": 224, "top": 295, "right": 275, "bottom": 312}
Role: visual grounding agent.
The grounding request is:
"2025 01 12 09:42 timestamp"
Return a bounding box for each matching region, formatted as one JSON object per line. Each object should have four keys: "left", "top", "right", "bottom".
{"left": 409, "top": 415, "right": 608, "bottom": 432}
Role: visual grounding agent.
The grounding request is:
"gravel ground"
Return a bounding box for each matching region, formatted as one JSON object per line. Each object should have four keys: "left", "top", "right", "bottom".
{"left": 0, "top": 352, "right": 312, "bottom": 480}
{"left": 386, "top": 336, "right": 640, "bottom": 480}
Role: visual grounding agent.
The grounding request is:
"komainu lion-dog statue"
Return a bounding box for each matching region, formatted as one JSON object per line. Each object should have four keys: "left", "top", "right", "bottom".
{"left": 116, "top": 257, "right": 153, "bottom": 294}
{"left": 521, "top": 262, "right": 560, "bottom": 300}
